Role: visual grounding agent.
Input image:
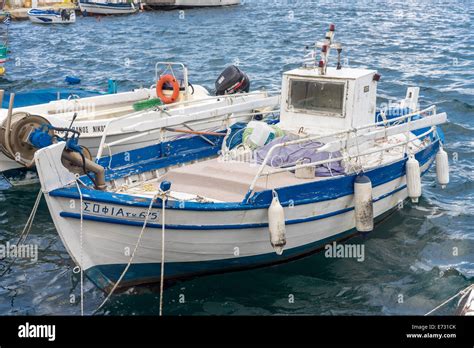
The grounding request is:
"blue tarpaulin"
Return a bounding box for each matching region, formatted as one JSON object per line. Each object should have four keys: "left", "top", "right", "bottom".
{"left": 1, "top": 88, "right": 104, "bottom": 108}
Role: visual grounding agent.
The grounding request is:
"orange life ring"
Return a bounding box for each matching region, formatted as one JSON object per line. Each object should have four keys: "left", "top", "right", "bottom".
{"left": 156, "top": 74, "right": 180, "bottom": 104}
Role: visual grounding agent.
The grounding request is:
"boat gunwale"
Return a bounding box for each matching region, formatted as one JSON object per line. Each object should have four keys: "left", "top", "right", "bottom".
{"left": 48, "top": 135, "right": 440, "bottom": 212}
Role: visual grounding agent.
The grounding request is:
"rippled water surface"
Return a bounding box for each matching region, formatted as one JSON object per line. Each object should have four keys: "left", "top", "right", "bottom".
{"left": 0, "top": 0, "right": 472, "bottom": 315}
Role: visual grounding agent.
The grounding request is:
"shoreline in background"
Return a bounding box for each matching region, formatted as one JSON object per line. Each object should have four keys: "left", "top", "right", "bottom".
{"left": 4, "top": 0, "right": 77, "bottom": 20}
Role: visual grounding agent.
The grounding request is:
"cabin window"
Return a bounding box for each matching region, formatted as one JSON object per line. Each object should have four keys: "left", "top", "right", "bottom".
{"left": 289, "top": 79, "right": 345, "bottom": 117}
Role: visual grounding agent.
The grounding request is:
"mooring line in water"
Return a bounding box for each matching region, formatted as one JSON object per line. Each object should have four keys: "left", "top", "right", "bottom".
{"left": 424, "top": 284, "right": 474, "bottom": 316}
{"left": 0, "top": 189, "right": 42, "bottom": 277}
{"left": 93, "top": 193, "right": 159, "bottom": 315}
{"left": 74, "top": 180, "right": 84, "bottom": 316}
{"left": 159, "top": 194, "right": 166, "bottom": 316}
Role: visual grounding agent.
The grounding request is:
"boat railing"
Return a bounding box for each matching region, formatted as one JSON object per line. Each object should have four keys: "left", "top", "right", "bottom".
{"left": 97, "top": 107, "right": 281, "bottom": 169}
{"left": 243, "top": 105, "right": 444, "bottom": 202}
{"left": 95, "top": 91, "right": 278, "bottom": 160}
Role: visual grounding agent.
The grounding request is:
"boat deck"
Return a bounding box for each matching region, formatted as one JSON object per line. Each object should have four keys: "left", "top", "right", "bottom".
{"left": 115, "top": 134, "right": 419, "bottom": 203}
{"left": 119, "top": 158, "right": 322, "bottom": 202}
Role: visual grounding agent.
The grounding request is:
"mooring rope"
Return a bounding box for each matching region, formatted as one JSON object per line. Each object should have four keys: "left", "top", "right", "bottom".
{"left": 0, "top": 189, "right": 42, "bottom": 277}
{"left": 74, "top": 180, "right": 84, "bottom": 316}
{"left": 159, "top": 193, "right": 166, "bottom": 316}
{"left": 93, "top": 192, "right": 159, "bottom": 314}
{"left": 424, "top": 284, "right": 474, "bottom": 316}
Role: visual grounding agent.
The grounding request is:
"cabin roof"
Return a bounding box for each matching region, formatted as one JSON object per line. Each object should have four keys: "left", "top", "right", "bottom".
{"left": 284, "top": 67, "right": 377, "bottom": 80}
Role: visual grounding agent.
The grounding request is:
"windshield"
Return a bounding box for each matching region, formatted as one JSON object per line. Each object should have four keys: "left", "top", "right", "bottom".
{"left": 289, "top": 79, "right": 345, "bottom": 117}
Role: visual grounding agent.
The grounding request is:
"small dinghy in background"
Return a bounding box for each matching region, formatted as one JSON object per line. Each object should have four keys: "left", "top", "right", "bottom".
{"left": 33, "top": 25, "right": 450, "bottom": 293}
{"left": 27, "top": 8, "right": 76, "bottom": 24}
{"left": 79, "top": 0, "right": 138, "bottom": 15}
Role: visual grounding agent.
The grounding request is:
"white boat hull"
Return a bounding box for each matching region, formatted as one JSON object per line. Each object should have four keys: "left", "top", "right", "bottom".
{"left": 28, "top": 10, "right": 76, "bottom": 24}
{"left": 146, "top": 0, "right": 240, "bottom": 7}
{"left": 79, "top": 1, "right": 138, "bottom": 15}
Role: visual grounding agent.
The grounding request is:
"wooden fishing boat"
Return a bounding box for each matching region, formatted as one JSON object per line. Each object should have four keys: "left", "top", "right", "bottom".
{"left": 33, "top": 26, "right": 449, "bottom": 292}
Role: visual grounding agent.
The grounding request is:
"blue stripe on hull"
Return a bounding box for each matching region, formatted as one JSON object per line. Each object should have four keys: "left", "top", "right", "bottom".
{"left": 50, "top": 138, "right": 440, "bottom": 212}
{"left": 60, "top": 206, "right": 355, "bottom": 230}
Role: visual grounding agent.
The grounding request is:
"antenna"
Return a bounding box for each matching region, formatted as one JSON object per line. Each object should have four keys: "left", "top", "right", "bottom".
{"left": 318, "top": 24, "right": 335, "bottom": 75}
{"left": 304, "top": 24, "right": 343, "bottom": 75}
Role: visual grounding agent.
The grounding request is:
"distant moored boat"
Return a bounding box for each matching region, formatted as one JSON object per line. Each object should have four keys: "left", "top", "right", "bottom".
{"left": 79, "top": 0, "right": 138, "bottom": 15}
{"left": 27, "top": 8, "right": 76, "bottom": 24}
{"left": 144, "top": 0, "right": 240, "bottom": 9}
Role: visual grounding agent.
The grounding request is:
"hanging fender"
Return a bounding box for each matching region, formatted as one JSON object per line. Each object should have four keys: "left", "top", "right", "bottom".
{"left": 354, "top": 174, "right": 374, "bottom": 233}
{"left": 268, "top": 190, "right": 286, "bottom": 255}
{"left": 435, "top": 147, "right": 449, "bottom": 189}
{"left": 406, "top": 155, "right": 422, "bottom": 203}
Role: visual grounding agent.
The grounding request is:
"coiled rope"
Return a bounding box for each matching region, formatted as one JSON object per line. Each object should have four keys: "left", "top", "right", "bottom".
{"left": 0, "top": 190, "right": 42, "bottom": 277}
{"left": 424, "top": 284, "right": 474, "bottom": 316}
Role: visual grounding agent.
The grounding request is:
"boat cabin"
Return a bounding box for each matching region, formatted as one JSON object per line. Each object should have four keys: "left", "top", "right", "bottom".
{"left": 279, "top": 66, "right": 378, "bottom": 135}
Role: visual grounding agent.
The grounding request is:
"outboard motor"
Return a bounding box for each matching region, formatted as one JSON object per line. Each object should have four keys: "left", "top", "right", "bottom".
{"left": 61, "top": 9, "right": 69, "bottom": 20}
{"left": 215, "top": 65, "right": 250, "bottom": 96}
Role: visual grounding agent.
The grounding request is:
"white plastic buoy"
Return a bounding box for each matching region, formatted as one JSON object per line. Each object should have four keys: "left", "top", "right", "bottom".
{"left": 268, "top": 191, "right": 286, "bottom": 255}
{"left": 354, "top": 175, "right": 373, "bottom": 233}
{"left": 436, "top": 147, "right": 449, "bottom": 189}
{"left": 247, "top": 121, "right": 274, "bottom": 148}
{"left": 406, "top": 155, "right": 421, "bottom": 203}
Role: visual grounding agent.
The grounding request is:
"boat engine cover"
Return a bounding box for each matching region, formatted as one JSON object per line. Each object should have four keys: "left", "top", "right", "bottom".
{"left": 215, "top": 65, "right": 250, "bottom": 95}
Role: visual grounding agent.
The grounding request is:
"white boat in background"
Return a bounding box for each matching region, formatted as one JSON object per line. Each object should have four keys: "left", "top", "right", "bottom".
{"left": 144, "top": 0, "right": 240, "bottom": 9}
{"left": 32, "top": 26, "right": 450, "bottom": 292}
{"left": 79, "top": 0, "right": 138, "bottom": 15}
{"left": 27, "top": 8, "right": 76, "bottom": 24}
{"left": 0, "top": 62, "right": 278, "bottom": 186}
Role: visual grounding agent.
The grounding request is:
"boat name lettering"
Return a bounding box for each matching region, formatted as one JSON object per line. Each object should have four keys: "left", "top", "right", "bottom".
{"left": 71, "top": 126, "right": 89, "bottom": 134}
{"left": 82, "top": 202, "right": 159, "bottom": 221}
{"left": 92, "top": 125, "right": 106, "bottom": 133}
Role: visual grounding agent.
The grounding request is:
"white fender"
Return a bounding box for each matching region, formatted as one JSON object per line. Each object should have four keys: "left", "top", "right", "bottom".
{"left": 436, "top": 148, "right": 449, "bottom": 189}
{"left": 354, "top": 175, "right": 373, "bottom": 232}
{"left": 268, "top": 191, "right": 286, "bottom": 255}
{"left": 406, "top": 155, "right": 421, "bottom": 203}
